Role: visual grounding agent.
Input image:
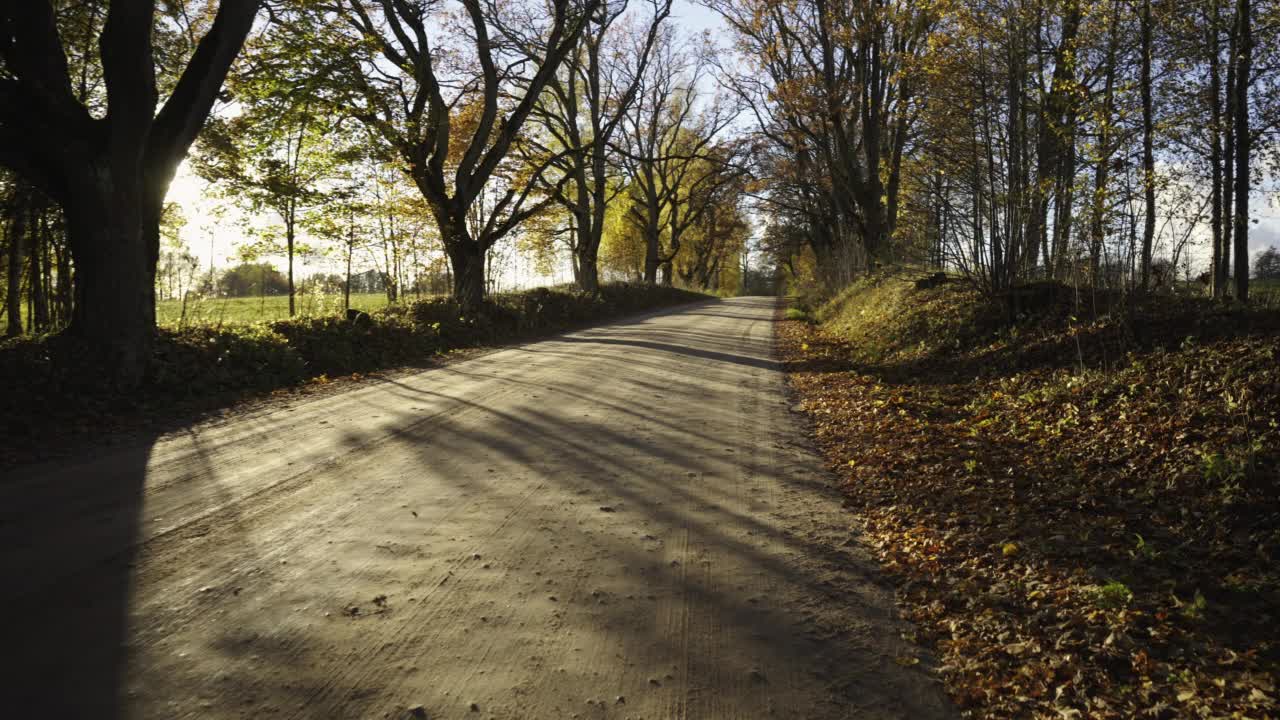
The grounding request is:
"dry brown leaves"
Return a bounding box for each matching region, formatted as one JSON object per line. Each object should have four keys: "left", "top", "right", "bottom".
{"left": 777, "top": 317, "right": 1279, "bottom": 719}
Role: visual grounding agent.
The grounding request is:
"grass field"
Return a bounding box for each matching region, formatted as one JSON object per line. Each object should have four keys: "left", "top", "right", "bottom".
{"left": 157, "top": 292, "right": 401, "bottom": 327}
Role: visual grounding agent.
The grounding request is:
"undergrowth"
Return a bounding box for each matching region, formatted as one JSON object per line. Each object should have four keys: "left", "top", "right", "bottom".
{"left": 781, "top": 271, "right": 1279, "bottom": 718}
{"left": 1, "top": 283, "right": 706, "bottom": 460}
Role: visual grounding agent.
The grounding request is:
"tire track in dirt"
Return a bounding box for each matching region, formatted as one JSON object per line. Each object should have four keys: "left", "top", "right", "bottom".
{"left": 4, "top": 298, "right": 957, "bottom": 720}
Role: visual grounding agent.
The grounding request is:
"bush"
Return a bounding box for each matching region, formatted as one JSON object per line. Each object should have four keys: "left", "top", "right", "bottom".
{"left": 0, "top": 283, "right": 708, "bottom": 438}
{"left": 0, "top": 324, "right": 308, "bottom": 429}
{"left": 271, "top": 313, "right": 437, "bottom": 375}
{"left": 151, "top": 325, "right": 308, "bottom": 396}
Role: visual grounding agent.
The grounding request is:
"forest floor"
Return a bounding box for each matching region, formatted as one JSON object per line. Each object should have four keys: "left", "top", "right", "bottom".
{"left": 778, "top": 273, "right": 1279, "bottom": 719}
{"left": 0, "top": 297, "right": 954, "bottom": 720}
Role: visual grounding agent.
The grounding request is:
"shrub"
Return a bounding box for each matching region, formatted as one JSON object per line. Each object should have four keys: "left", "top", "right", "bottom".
{"left": 1092, "top": 581, "right": 1135, "bottom": 610}
{"left": 151, "top": 325, "right": 308, "bottom": 396}
{"left": 0, "top": 283, "right": 708, "bottom": 435}
{"left": 271, "top": 313, "right": 438, "bottom": 375}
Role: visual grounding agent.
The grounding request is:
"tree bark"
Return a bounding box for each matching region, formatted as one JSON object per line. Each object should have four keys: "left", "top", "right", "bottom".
{"left": 63, "top": 174, "right": 154, "bottom": 382}
{"left": 5, "top": 190, "right": 27, "bottom": 337}
{"left": 32, "top": 204, "right": 51, "bottom": 330}
{"left": 1209, "top": 1, "right": 1226, "bottom": 297}
{"left": 577, "top": 247, "right": 600, "bottom": 294}
{"left": 286, "top": 215, "right": 296, "bottom": 316}
{"left": 446, "top": 229, "right": 487, "bottom": 309}
{"left": 1233, "top": 0, "right": 1251, "bottom": 302}
{"left": 1139, "top": 0, "right": 1156, "bottom": 292}
{"left": 1222, "top": 21, "right": 1237, "bottom": 294}
{"left": 1089, "top": 2, "right": 1120, "bottom": 290}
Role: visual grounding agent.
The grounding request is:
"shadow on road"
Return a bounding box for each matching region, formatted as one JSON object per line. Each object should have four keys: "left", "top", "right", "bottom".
{"left": 0, "top": 439, "right": 155, "bottom": 718}
{"left": 544, "top": 336, "right": 779, "bottom": 371}
{"left": 0, "top": 428, "right": 239, "bottom": 719}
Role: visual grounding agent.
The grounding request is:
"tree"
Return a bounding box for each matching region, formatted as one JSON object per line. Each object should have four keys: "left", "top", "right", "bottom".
{"left": 308, "top": 0, "right": 603, "bottom": 308}
{"left": 217, "top": 261, "right": 288, "bottom": 298}
{"left": 4, "top": 181, "right": 27, "bottom": 337}
{"left": 1254, "top": 246, "right": 1280, "bottom": 280}
{"left": 0, "top": 1, "right": 262, "bottom": 384}
{"left": 617, "top": 34, "right": 739, "bottom": 285}
{"left": 1232, "top": 0, "right": 1252, "bottom": 301}
{"left": 304, "top": 182, "right": 370, "bottom": 313}
{"left": 705, "top": 0, "right": 936, "bottom": 289}
{"left": 525, "top": 0, "right": 672, "bottom": 293}
{"left": 674, "top": 169, "right": 750, "bottom": 292}
{"left": 192, "top": 30, "right": 349, "bottom": 317}
{"left": 1138, "top": 0, "right": 1156, "bottom": 292}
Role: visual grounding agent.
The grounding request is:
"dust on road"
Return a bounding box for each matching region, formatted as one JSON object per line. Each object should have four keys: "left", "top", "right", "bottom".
{"left": 0, "top": 297, "right": 954, "bottom": 719}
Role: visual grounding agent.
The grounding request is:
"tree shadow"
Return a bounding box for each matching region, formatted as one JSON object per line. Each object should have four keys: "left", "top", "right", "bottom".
{"left": 0, "top": 426, "right": 239, "bottom": 719}
{"left": 544, "top": 336, "right": 779, "bottom": 371}
{"left": 0, "top": 438, "right": 157, "bottom": 718}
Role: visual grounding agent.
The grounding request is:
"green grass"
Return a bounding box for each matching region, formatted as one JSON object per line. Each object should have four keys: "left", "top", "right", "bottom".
{"left": 1254, "top": 277, "right": 1280, "bottom": 306}
{"left": 157, "top": 292, "right": 403, "bottom": 327}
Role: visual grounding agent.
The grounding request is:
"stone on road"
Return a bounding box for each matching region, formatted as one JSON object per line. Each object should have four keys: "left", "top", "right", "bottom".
{"left": 0, "top": 297, "right": 954, "bottom": 719}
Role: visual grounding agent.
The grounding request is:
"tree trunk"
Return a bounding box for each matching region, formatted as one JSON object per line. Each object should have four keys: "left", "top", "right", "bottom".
{"left": 643, "top": 224, "right": 661, "bottom": 285}
{"left": 344, "top": 221, "right": 354, "bottom": 313}
{"left": 55, "top": 227, "right": 72, "bottom": 327}
{"left": 286, "top": 217, "right": 296, "bottom": 316}
{"left": 63, "top": 175, "right": 154, "bottom": 386}
{"left": 1209, "top": 2, "right": 1225, "bottom": 298}
{"left": 5, "top": 191, "right": 26, "bottom": 337}
{"left": 32, "top": 205, "right": 50, "bottom": 331}
{"left": 1005, "top": 14, "right": 1026, "bottom": 287}
{"left": 577, "top": 250, "right": 600, "bottom": 294}
{"left": 447, "top": 234, "right": 486, "bottom": 309}
{"left": 1222, "top": 23, "right": 1237, "bottom": 295}
{"left": 1089, "top": 3, "right": 1119, "bottom": 290}
{"left": 1139, "top": 0, "right": 1156, "bottom": 292}
{"left": 573, "top": 208, "right": 604, "bottom": 294}
{"left": 1233, "top": 0, "right": 1251, "bottom": 302}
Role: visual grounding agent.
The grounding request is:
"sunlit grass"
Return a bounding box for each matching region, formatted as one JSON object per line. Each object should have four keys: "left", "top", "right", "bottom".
{"left": 157, "top": 292, "right": 399, "bottom": 327}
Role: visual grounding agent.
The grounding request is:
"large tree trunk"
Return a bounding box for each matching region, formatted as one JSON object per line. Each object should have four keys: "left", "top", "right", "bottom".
{"left": 643, "top": 223, "right": 661, "bottom": 285}
{"left": 446, "top": 232, "right": 486, "bottom": 309}
{"left": 577, "top": 250, "right": 600, "bottom": 294}
{"left": 1233, "top": 0, "right": 1251, "bottom": 302}
{"left": 63, "top": 172, "right": 155, "bottom": 386}
{"left": 574, "top": 194, "right": 608, "bottom": 295}
{"left": 0, "top": 0, "right": 261, "bottom": 385}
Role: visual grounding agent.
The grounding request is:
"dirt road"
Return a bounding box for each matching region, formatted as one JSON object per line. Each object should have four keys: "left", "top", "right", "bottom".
{"left": 0, "top": 297, "right": 953, "bottom": 719}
